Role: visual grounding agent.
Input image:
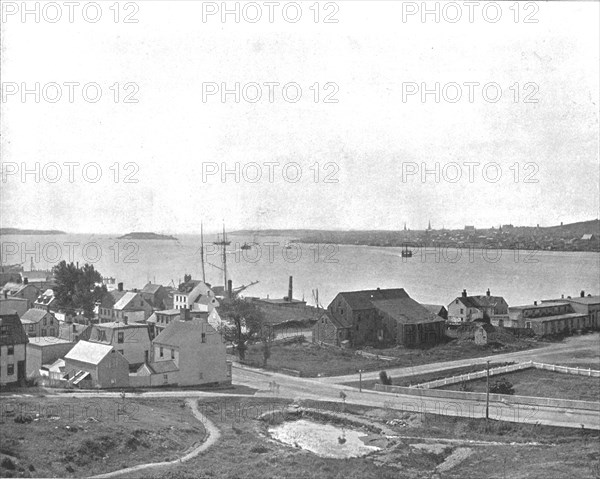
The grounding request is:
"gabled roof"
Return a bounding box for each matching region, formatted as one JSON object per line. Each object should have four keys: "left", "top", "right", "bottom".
{"left": 1, "top": 282, "right": 35, "bottom": 295}
{"left": 333, "top": 288, "right": 410, "bottom": 311}
{"left": 58, "top": 322, "right": 92, "bottom": 342}
{"left": 147, "top": 360, "right": 179, "bottom": 374}
{"left": 455, "top": 296, "right": 483, "bottom": 309}
{"left": 422, "top": 304, "right": 447, "bottom": 314}
{"left": 20, "top": 308, "right": 52, "bottom": 324}
{"left": 0, "top": 313, "right": 29, "bottom": 345}
{"left": 320, "top": 311, "right": 351, "bottom": 329}
{"left": 153, "top": 318, "right": 217, "bottom": 347}
{"left": 64, "top": 340, "right": 114, "bottom": 365}
{"left": 469, "top": 295, "right": 506, "bottom": 309}
{"left": 142, "top": 282, "right": 163, "bottom": 294}
{"left": 372, "top": 297, "right": 445, "bottom": 324}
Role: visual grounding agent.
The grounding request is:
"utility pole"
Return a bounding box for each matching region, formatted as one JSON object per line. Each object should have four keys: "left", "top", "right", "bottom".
{"left": 359, "top": 369, "right": 363, "bottom": 392}
{"left": 200, "top": 222, "right": 206, "bottom": 284}
{"left": 485, "top": 360, "right": 490, "bottom": 422}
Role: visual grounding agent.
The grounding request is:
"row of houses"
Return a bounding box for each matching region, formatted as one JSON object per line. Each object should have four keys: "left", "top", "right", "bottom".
{"left": 0, "top": 308, "right": 231, "bottom": 388}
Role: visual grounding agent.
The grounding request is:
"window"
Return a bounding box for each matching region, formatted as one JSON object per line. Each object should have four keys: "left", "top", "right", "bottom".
{"left": 41, "top": 329, "right": 46, "bottom": 336}
{"left": 8, "top": 345, "right": 14, "bottom": 355}
{"left": 49, "top": 329, "right": 55, "bottom": 336}
{"left": 163, "top": 374, "right": 168, "bottom": 383}
{"left": 117, "top": 332, "right": 124, "bottom": 343}
{"left": 199, "top": 372, "right": 203, "bottom": 379}
{"left": 43, "top": 318, "right": 47, "bottom": 325}
{"left": 460, "top": 309, "right": 464, "bottom": 314}
{"left": 159, "top": 346, "right": 164, "bottom": 358}
{"left": 526, "top": 322, "right": 532, "bottom": 329}
{"left": 0, "top": 325, "right": 8, "bottom": 336}
{"left": 7, "top": 364, "right": 14, "bottom": 375}
{"left": 171, "top": 348, "right": 175, "bottom": 359}
{"left": 28, "top": 324, "right": 34, "bottom": 331}
{"left": 201, "top": 333, "right": 206, "bottom": 343}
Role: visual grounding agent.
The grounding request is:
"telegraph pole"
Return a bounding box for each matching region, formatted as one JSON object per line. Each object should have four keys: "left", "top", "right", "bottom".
{"left": 200, "top": 222, "right": 206, "bottom": 284}
{"left": 485, "top": 360, "right": 490, "bottom": 422}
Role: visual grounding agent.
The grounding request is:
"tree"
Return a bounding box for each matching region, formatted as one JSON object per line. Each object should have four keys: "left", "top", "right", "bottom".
{"left": 52, "top": 261, "right": 105, "bottom": 319}
{"left": 379, "top": 370, "right": 393, "bottom": 385}
{"left": 489, "top": 378, "right": 515, "bottom": 395}
{"left": 218, "top": 298, "right": 265, "bottom": 361}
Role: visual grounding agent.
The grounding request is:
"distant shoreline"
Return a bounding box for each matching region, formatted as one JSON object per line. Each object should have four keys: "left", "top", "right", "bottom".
{"left": 0, "top": 228, "right": 67, "bottom": 235}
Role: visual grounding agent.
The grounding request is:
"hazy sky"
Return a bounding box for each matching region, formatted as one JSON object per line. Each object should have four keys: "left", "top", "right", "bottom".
{"left": 1, "top": 1, "right": 598, "bottom": 234}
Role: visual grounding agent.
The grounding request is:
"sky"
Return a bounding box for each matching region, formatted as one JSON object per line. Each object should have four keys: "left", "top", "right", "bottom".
{"left": 1, "top": 1, "right": 599, "bottom": 234}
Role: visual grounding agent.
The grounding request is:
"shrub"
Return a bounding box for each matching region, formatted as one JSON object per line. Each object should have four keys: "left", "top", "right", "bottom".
{"left": 489, "top": 378, "right": 515, "bottom": 395}
{"left": 1, "top": 458, "right": 16, "bottom": 470}
{"left": 14, "top": 414, "right": 33, "bottom": 424}
{"left": 379, "top": 371, "right": 393, "bottom": 385}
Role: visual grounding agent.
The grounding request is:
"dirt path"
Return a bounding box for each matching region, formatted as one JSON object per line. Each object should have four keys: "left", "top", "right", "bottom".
{"left": 89, "top": 399, "right": 220, "bottom": 478}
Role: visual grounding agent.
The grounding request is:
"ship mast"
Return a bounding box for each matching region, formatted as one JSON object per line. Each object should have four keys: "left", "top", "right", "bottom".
{"left": 213, "top": 222, "right": 231, "bottom": 297}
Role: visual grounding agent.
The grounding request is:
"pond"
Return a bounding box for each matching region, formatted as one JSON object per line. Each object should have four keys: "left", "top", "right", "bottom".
{"left": 269, "top": 419, "right": 381, "bottom": 459}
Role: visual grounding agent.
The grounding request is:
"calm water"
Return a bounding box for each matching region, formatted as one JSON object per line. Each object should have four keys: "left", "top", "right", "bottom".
{"left": 269, "top": 419, "right": 380, "bottom": 458}
{"left": 2, "top": 233, "right": 599, "bottom": 308}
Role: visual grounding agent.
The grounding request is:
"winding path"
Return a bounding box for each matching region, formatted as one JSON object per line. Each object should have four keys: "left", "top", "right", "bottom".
{"left": 89, "top": 398, "right": 220, "bottom": 478}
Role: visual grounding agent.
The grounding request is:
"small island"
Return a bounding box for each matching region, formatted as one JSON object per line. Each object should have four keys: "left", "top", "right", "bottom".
{"left": 117, "top": 232, "right": 178, "bottom": 240}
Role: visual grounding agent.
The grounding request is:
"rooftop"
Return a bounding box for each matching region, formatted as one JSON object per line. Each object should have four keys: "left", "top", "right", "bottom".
{"left": 64, "top": 341, "right": 114, "bottom": 365}
{"left": 0, "top": 313, "right": 29, "bottom": 345}
{"left": 20, "top": 308, "right": 52, "bottom": 324}
{"left": 27, "top": 336, "right": 74, "bottom": 347}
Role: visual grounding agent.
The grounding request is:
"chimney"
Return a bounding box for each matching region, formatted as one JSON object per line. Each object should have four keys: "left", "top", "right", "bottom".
{"left": 486, "top": 288, "right": 490, "bottom": 297}
{"left": 288, "top": 276, "right": 293, "bottom": 302}
{"left": 534, "top": 301, "right": 537, "bottom": 305}
{"left": 227, "top": 280, "right": 233, "bottom": 299}
{"left": 581, "top": 290, "right": 585, "bottom": 298}
{"left": 23, "top": 277, "right": 28, "bottom": 285}
{"left": 561, "top": 294, "right": 564, "bottom": 299}
{"left": 72, "top": 324, "right": 77, "bottom": 333}
{"left": 462, "top": 289, "right": 467, "bottom": 298}
{"left": 118, "top": 282, "right": 123, "bottom": 292}
{"left": 4, "top": 291, "right": 7, "bottom": 299}
{"left": 182, "top": 306, "right": 189, "bottom": 321}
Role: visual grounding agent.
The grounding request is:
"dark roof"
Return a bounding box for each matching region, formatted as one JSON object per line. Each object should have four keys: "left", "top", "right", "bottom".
{"left": 58, "top": 322, "right": 92, "bottom": 342}
{"left": 457, "top": 296, "right": 482, "bottom": 309}
{"left": 334, "top": 289, "right": 410, "bottom": 311}
{"left": 20, "top": 308, "right": 52, "bottom": 324}
{"left": 0, "top": 313, "right": 29, "bottom": 345}
{"left": 469, "top": 295, "right": 506, "bottom": 308}
{"left": 422, "top": 304, "right": 447, "bottom": 314}
{"left": 142, "top": 283, "right": 163, "bottom": 294}
{"left": 372, "top": 298, "right": 445, "bottom": 324}
{"left": 148, "top": 360, "right": 179, "bottom": 374}
{"left": 254, "top": 303, "right": 319, "bottom": 325}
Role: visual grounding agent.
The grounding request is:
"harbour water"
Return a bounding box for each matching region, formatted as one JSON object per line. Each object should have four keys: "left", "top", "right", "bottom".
{"left": 2, "top": 233, "right": 599, "bottom": 307}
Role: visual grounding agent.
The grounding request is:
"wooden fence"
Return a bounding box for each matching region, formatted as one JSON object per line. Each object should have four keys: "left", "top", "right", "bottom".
{"left": 410, "top": 361, "right": 600, "bottom": 389}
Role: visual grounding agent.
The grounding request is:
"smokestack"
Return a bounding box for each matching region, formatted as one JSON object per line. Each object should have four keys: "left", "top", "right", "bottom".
{"left": 23, "top": 277, "right": 28, "bottom": 285}
{"left": 462, "top": 289, "right": 467, "bottom": 298}
{"left": 228, "top": 280, "right": 233, "bottom": 299}
{"left": 288, "top": 276, "right": 293, "bottom": 302}
{"left": 118, "top": 282, "right": 123, "bottom": 292}
{"left": 486, "top": 289, "right": 490, "bottom": 297}
{"left": 581, "top": 290, "right": 585, "bottom": 298}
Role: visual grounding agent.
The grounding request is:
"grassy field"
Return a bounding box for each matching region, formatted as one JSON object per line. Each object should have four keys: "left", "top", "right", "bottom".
{"left": 442, "top": 368, "right": 600, "bottom": 401}
{"left": 242, "top": 340, "right": 399, "bottom": 377}
{"left": 0, "top": 397, "right": 204, "bottom": 478}
{"left": 3, "top": 396, "right": 598, "bottom": 478}
{"left": 142, "top": 397, "right": 600, "bottom": 479}
{"left": 343, "top": 362, "right": 515, "bottom": 390}
{"left": 241, "top": 336, "right": 538, "bottom": 378}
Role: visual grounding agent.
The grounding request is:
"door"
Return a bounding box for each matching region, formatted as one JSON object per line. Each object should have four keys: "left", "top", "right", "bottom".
{"left": 17, "top": 360, "right": 25, "bottom": 382}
